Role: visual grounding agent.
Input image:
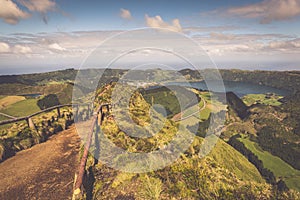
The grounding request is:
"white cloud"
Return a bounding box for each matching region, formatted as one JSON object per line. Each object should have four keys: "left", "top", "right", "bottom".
{"left": 268, "top": 38, "right": 300, "bottom": 50}
{"left": 0, "top": 30, "right": 299, "bottom": 69}
{"left": 0, "top": 0, "right": 57, "bottom": 24}
{"left": 19, "top": 0, "right": 57, "bottom": 24}
{"left": 145, "top": 14, "right": 182, "bottom": 32}
{"left": 204, "top": 32, "right": 291, "bottom": 43}
{"left": 0, "top": 42, "right": 10, "bottom": 53}
{"left": 209, "top": 32, "right": 236, "bottom": 40}
{"left": 48, "top": 43, "right": 66, "bottom": 51}
{"left": 120, "top": 8, "right": 132, "bottom": 20}
{"left": 19, "top": 0, "right": 56, "bottom": 12}
{"left": 0, "top": 0, "right": 30, "bottom": 24}
{"left": 14, "top": 45, "right": 32, "bottom": 54}
{"left": 226, "top": 0, "right": 300, "bottom": 24}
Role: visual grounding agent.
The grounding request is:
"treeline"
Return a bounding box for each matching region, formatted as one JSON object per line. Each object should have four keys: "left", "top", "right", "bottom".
{"left": 0, "top": 68, "right": 77, "bottom": 85}
{"left": 1, "top": 68, "right": 300, "bottom": 93}
{"left": 282, "top": 91, "right": 300, "bottom": 137}
{"left": 178, "top": 68, "right": 300, "bottom": 93}
{"left": 228, "top": 134, "right": 288, "bottom": 191}
{"left": 0, "top": 68, "right": 126, "bottom": 86}
{"left": 257, "top": 126, "right": 300, "bottom": 170}
{"left": 220, "top": 69, "right": 300, "bottom": 93}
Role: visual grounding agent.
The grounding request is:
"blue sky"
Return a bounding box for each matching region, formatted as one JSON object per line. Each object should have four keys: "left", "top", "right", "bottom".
{"left": 0, "top": 0, "right": 300, "bottom": 74}
{"left": 1, "top": 0, "right": 295, "bottom": 34}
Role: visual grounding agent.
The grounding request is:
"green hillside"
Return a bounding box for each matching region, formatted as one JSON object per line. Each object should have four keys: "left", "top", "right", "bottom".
{"left": 87, "top": 84, "right": 300, "bottom": 199}
{"left": 208, "top": 139, "right": 264, "bottom": 183}
{"left": 0, "top": 98, "right": 40, "bottom": 117}
{"left": 239, "top": 136, "right": 300, "bottom": 191}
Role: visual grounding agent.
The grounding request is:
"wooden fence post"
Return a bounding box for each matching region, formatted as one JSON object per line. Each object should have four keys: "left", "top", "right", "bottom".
{"left": 75, "top": 105, "right": 79, "bottom": 122}
{"left": 97, "top": 111, "right": 102, "bottom": 126}
{"left": 87, "top": 105, "right": 90, "bottom": 119}
{"left": 26, "top": 117, "right": 37, "bottom": 131}
{"left": 94, "top": 116, "right": 100, "bottom": 166}
{"left": 57, "top": 107, "right": 61, "bottom": 118}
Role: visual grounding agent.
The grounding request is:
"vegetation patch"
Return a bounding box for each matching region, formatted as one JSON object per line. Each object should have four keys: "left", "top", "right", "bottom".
{"left": 0, "top": 96, "right": 26, "bottom": 110}
{"left": 0, "top": 98, "right": 40, "bottom": 117}
{"left": 0, "top": 106, "right": 74, "bottom": 163}
{"left": 238, "top": 136, "right": 300, "bottom": 191}
{"left": 242, "top": 93, "right": 283, "bottom": 106}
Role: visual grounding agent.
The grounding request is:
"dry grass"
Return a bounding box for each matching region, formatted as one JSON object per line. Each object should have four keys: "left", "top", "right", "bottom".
{"left": 0, "top": 96, "right": 25, "bottom": 109}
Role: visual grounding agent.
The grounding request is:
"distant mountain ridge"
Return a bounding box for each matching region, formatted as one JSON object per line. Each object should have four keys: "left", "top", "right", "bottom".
{"left": 1, "top": 68, "right": 299, "bottom": 92}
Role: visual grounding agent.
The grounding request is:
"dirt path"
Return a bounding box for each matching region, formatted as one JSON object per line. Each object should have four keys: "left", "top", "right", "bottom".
{"left": 0, "top": 125, "right": 81, "bottom": 200}
{"left": 0, "top": 112, "right": 16, "bottom": 119}
{"left": 172, "top": 97, "right": 206, "bottom": 122}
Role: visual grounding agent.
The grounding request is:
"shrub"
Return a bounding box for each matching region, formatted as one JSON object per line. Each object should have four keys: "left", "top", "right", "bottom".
{"left": 138, "top": 175, "right": 162, "bottom": 200}
{"left": 37, "top": 94, "right": 60, "bottom": 109}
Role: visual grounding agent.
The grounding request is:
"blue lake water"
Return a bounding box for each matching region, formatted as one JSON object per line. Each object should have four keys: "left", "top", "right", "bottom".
{"left": 21, "top": 93, "right": 42, "bottom": 98}
{"left": 166, "top": 81, "right": 290, "bottom": 97}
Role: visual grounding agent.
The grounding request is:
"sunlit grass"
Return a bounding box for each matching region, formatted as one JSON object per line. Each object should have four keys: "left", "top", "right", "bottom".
{"left": 242, "top": 94, "right": 283, "bottom": 106}
{"left": 0, "top": 96, "right": 26, "bottom": 110}
{"left": 1, "top": 98, "right": 40, "bottom": 117}
{"left": 239, "top": 136, "right": 300, "bottom": 191}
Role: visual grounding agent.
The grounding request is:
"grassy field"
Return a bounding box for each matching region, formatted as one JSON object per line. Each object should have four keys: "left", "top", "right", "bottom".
{"left": 238, "top": 137, "right": 300, "bottom": 191}
{"left": 242, "top": 94, "right": 283, "bottom": 106}
{"left": 0, "top": 98, "right": 40, "bottom": 117}
{"left": 0, "top": 115, "right": 9, "bottom": 121}
{"left": 208, "top": 139, "right": 264, "bottom": 183}
{"left": 180, "top": 91, "right": 226, "bottom": 126}
{"left": 0, "top": 96, "right": 26, "bottom": 110}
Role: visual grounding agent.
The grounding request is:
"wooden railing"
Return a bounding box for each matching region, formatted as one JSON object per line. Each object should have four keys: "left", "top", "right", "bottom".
{"left": 72, "top": 103, "right": 111, "bottom": 199}
{"left": 0, "top": 99, "right": 111, "bottom": 199}
{"left": 0, "top": 103, "right": 92, "bottom": 129}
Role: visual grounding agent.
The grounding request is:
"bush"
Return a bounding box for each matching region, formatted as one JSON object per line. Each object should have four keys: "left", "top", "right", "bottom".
{"left": 37, "top": 94, "right": 60, "bottom": 109}
{"left": 138, "top": 175, "right": 162, "bottom": 200}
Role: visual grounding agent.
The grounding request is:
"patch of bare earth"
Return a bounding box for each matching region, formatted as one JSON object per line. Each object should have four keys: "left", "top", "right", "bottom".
{"left": 0, "top": 125, "right": 81, "bottom": 200}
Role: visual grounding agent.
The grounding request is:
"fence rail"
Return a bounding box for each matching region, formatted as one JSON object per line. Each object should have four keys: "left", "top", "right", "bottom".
{"left": 0, "top": 103, "right": 92, "bottom": 127}
{"left": 72, "top": 103, "right": 110, "bottom": 199}
{"left": 0, "top": 100, "right": 111, "bottom": 199}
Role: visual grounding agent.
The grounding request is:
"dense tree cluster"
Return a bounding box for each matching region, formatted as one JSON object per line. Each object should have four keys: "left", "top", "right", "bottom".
{"left": 257, "top": 126, "right": 300, "bottom": 170}
{"left": 37, "top": 94, "right": 60, "bottom": 109}
{"left": 281, "top": 91, "right": 300, "bottom": 137}
{"left": 228, "top": 134, "right": 277, "bottom": 185}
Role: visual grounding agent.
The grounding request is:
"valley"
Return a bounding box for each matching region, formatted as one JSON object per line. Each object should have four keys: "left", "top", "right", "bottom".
{"left": 0, "top": 68, "right": 299, "bottom": 199}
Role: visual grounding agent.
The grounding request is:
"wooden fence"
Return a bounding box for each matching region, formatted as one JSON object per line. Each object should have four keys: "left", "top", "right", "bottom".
{"left": 0, "top": 102, "right": 111, "bottom": 199}
{"left": 0, "top": 103, "right": 92, "bottom": 129}
{"left": 72, "top": 103, "right": 111, "bottom": 199}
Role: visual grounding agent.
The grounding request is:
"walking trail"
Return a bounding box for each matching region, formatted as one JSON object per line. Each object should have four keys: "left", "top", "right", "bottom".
{"left": 0, "top": 125, "right": 81, "bottom": 200}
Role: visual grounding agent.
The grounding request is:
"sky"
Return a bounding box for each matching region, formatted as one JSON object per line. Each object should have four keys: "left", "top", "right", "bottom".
{"left": 0, "top": 0, "right": 300, "bottom": 74}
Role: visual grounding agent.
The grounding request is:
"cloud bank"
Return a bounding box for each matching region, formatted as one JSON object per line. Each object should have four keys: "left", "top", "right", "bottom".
{"left": 145, "top": 14, "right": 182, "bottom": 32}
{"left": 226, "top": 0, "right": 300, "bottom": 24}
{"left": 0, "top": 30, "right": 299, "bottom": 70}
{"left": 120, "top": 8, "right": 132, "bottom": 20}
{"left": 0, "top": 0, "right": 30, "bottom": 24}
{"left": 0, "top": 42, "right": 11, "bottom": 53}
{"left": 0, "top": 0, "right": 57, "bottom": 24}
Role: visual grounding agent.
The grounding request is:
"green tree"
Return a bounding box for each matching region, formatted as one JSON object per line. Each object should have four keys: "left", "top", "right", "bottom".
{"left": 37, "top": 94, "right": 60, "bottom": 109}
